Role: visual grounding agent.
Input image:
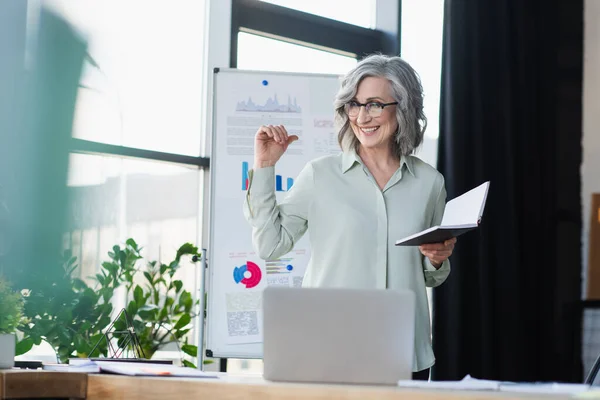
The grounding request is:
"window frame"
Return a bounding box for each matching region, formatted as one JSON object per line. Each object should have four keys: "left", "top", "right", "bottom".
{"left": 70, "top": 138, "right": 210, "bottom": 168}
{"left": 230, "top": 0, "right": 401, "bottom": 68}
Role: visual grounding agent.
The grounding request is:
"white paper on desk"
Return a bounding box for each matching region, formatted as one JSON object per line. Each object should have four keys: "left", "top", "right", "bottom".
{"left": 397, "top": 375, "right": 501, "bottom": 391}
{"left": 94, "top": 361, "right": 219, "bottom": 378}
{"left": 499, "top": 382, "right": 590, "bottom": 394}
{"left": 43, "top": 361, "right": 100, "bottom": 373}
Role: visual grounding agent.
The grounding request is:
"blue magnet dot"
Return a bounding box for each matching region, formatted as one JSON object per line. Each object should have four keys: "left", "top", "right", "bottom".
{"left": 286, "top": 264, "right": 293, "bottom": 271}
{"left": 262, "top": 80, "right": 269, "bottom": 86}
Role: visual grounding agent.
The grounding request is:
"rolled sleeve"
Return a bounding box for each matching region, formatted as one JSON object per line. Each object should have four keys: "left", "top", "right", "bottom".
{"left": 421, "top": 173, "right": 451, "bottom": 287}
{"left": 243, "top": 164, "right": 313, "bottom": 261}
{"left": 423, "top": 257, "right": 451, "bottom": 287}
{"left": 244, "top": 166, "right": 276, "bottom": 221}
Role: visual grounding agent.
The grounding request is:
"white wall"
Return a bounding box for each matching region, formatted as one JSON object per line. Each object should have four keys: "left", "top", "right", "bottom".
{"left": 583, "top": 0, "right": 600, "bottom": 297}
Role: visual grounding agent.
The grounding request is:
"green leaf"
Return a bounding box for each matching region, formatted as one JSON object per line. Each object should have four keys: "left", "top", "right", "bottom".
{"left": 138, "top": 309, "right": 157, "bottom": 320}
{"left": 175, "top": 328, "right": 190, "bottom": 339}
{"left": 138, "top": 304, "right": 159, "bottom": 320}
{"left": 119, "top": 251, "right": 127, "bottom": 268}
{"left": 100, "top": 288, "right": 114, "bottom": 303}
{"left": 181, "top": 344, "right": 197, "bottom": 357}
{"left": 182, "top": 360, "right": 196, "bottom": 369}
{"left": 79, "top": 321, "right": 92, "bottom": 332}
{"left": 126, "top": 300, "right": 138, "bottom": 317}
{"left": 173, "top": 280, "right": 183, "bottom": 293}
{"left": 126, "top": 238, "right": 138, "bottom": 249}
{"left": 159, "top": 264, "right": 168, "bottom": 275}
{"left": 113, "top": 318, "right": 127, "bottom": 332}
{"left": 143, "top": 271, "right": 153, "bottom": 284}
{"left": 102, "top": 262, "right": 119, "bottom": 276}
{"left": 179, "top": 291, "right": 193, "bottom": 310}
{"left": 74, "top": 334, "right": 91, "bottom": 354}
{"left": 165, "top": 297, "right": 174, "bottom": 308}
{"left": 56, "top": 326, "right": 71, "bottom": 343}
{"left": 176, "top": 243, "right": 199, "bottom": 261}
{"left": 72, "top": 278, "right": 88, "bottom": 291}
{"left": 95, "top": 273, "right": 105, "bottom": 285}
{"left": 158, "top": 308, "right": 168, "bottom": 321}
{"left": 65, "top": 262, "right": 78, "bottom": 278}
{"left": 173, "top": 314, "right": 191, "bottom": 330}
{"left": 97, "top": 315, "right": 112, "bottom": 331}
{"left": 15, "top": 338, "right": 34, "bottom": 356}
{"left": 133, "top": 285, "right": 144, "bottom": 307}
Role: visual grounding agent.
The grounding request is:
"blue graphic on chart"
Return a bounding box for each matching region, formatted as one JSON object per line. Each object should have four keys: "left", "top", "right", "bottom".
{"left": 236, "top": 94, "right": 302, "bottom": 113}
{"left": 265, "top": 258, "right": 303, "bottom": 287}
{"left": 241, "top": 161, "right": 294, "bottom": 192}
{"left": 232, "top": 261, "right": 262, "bottom": 289}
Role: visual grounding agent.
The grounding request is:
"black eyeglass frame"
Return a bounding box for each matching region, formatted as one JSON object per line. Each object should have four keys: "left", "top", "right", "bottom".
{"left": 344, "top": 101, "right": 399, "bottom": 117}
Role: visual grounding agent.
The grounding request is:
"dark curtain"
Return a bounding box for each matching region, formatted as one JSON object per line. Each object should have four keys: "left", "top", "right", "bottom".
{"left": 432, "top": 0, "right": 583, "bottom": 382}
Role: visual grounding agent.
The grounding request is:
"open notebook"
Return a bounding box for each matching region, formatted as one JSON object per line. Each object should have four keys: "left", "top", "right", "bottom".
{"left": 395, "top": 181, "right": 490, "bottom": 246}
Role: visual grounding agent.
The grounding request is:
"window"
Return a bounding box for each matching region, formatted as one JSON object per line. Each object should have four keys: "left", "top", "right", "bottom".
{"left": 400, "top": 0, "right": 445, "bottom": 168}
{"left": 230, "top": 0, "right": 390, "bottom": 68}
{"left": 14, "top": 0, "right": 210, "bottom": 365}
{"left": 66, "top": 154, "right": 200, "bottom": 284}
{"left": 46, "top": 0, "right": 207, "bottom": 156}
{"left": 40, "top": 0, "right": 208, "bottom": 263}
{"left": 237, "top": 32, "right": 357, "bottom": 75}
{"left": 259, "top": 0, "right": 377, "bottom": 29}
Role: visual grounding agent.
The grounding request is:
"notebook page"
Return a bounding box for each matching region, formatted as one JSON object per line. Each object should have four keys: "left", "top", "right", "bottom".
{"left": 440, "top": 182, "right": 490, "bottom": 227}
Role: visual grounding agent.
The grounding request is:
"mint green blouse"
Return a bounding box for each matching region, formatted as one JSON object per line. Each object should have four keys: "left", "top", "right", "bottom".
{"left": 243, "top": 150, "right": 451, "bottom": 372}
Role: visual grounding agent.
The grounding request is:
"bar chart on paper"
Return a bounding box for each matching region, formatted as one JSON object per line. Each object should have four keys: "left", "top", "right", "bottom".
{"left": 241, "top": 161, "right": 294, "bottom": 192}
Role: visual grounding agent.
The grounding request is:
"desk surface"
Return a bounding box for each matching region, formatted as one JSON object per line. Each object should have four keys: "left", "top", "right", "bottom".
{"left": 0, "top": 369, "right": 584, "bottom": 400}
{"left": 0, "top": 369, "right": 87, "bottom": 399}
{"left": 87, "top": 373, "right": 576, "bottom": 400}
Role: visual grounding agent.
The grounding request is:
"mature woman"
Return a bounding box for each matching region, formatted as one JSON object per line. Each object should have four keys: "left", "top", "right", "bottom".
{"left": 243, "top": 54, "right": 455, "bottom": 380}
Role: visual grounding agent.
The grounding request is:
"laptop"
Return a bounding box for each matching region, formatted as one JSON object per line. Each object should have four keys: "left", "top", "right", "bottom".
{"left": 262, "top": 286, "right": 415, "bottom": 385}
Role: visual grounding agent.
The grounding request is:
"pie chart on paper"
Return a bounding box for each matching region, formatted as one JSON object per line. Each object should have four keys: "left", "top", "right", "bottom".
{"left": 233, "top": 261, "right": 262, "bottom": 289}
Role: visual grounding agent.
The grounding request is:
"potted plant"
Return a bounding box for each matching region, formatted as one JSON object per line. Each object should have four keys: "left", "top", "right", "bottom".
{"left": 17, "top": 239, "right": 207, "bottom": 367}
{"left": 0, "top": 277, "right": 24, "bottom": 368}
{"left": 16, "top": 250, "right": 113, "bottom": 362}
{"left": 106, "top": 240, "right": 203, "bottom": 366}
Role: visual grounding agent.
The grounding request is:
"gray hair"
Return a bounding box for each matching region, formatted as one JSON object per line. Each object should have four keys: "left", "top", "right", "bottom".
{"left": 334, "top": 54, "right": 427, "bottom": 158}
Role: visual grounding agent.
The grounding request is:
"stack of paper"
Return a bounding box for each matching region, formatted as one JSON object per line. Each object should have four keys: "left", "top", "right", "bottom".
{"left": 43, "top": 361, "right": 100, "bottom": 373}
{"left": 499, "top": 382, "right": 590, "bottom": 394}
{"left": 398, "top": 375, "right": 591, "bottom": 396}
{"left": 398, "top": 375, "right": 500, "bottom": 391}
{"left": 44, "top": 359, "right": 218, "bottom": 378}
{"left": 93, "top": 361, "right": 218, "bottom": 378}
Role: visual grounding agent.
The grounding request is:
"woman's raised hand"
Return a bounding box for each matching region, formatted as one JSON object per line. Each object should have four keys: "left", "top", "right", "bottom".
{"left": 253, "top": 125, "right": 299, "bottom": 168}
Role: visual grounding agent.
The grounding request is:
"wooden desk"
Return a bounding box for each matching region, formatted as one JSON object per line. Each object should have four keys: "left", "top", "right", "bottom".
{"left": 0, "top": 369, "right": 86, "bottom": 399}
{"left": 87, "top": 373, "right": 575, "bottom": 400}
{"left": 0, "top": 370, "right": 581, "bottom": 399}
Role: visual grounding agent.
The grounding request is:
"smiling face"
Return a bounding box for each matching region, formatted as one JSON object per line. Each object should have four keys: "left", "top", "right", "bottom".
{"left": 349, "top": 76, "right": 399, "bottom": 152}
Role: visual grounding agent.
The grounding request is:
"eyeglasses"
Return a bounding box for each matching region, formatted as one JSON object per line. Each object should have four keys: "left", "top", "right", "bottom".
{"left": 344, "top": 100, "right": 398, "bottom": 118}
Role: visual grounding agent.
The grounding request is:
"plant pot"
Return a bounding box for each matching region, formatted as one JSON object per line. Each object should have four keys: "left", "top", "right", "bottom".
{"left": 0, "top": 333, "right": 15, "bottom": 369}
